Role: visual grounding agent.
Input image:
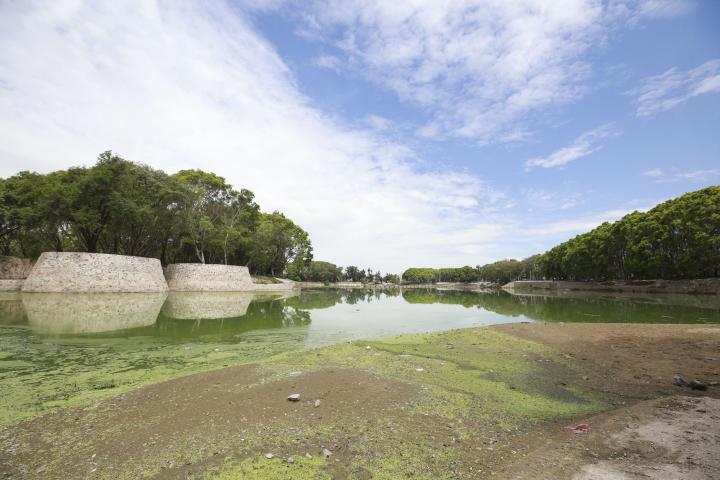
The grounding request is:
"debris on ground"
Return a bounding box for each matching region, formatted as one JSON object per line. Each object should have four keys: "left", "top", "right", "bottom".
{"left": 563, "top": 423, "right": 590, "bottom": 434}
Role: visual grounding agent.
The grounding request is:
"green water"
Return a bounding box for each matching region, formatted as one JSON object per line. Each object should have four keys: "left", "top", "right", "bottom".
{"left": 0, "top": 288, "right": 718, "bottom": 425}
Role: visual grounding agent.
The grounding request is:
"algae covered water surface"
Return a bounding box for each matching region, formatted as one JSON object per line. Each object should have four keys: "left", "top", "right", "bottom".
{"left": 0, "top": 288, "right": 719, "bottom": 425}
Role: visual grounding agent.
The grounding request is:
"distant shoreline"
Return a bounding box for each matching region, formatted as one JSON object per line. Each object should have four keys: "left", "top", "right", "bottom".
{"left": 504, "top": 278, "right": 720, "bottom": 295}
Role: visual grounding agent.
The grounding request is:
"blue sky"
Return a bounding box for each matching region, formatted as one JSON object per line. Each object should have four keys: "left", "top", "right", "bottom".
{"left": 1, "top": 1, "right": 719, "bottom": 273}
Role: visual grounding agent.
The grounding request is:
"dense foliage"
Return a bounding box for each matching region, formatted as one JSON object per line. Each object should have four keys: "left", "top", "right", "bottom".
{"left": 289, "top": 261, "right": 401, "bottom": 284}
{"left": 0, "top": 152, "right": 312, "bottom": 276}
{"left": 402, "top": 187, "right": 719, "bottom": 284}
{"left": 541, "top": 186, "right": 720, "bottom": 280}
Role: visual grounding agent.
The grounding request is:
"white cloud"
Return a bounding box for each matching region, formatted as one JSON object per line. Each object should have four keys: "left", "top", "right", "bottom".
{"left": 641, "top": 168, "right": 720, "bottom": 182}
{"left": 293, "top": 0, "right": 604, "bottom": 142}
{"left": 630, "top": 59, "right": 720, "bottom": 116}
{"left": 676, "top": 169, "right": 720, "bottom": 181}
{"left": 524, "top": 124, "right": 619, "bottom": 170}
{"left": 642, "top": 168, "right": 663, "bottom": 177}
{"left": 519, "top": 208, "right": 640, "bottom": 236}
{"left": 276, "top": 0, "right": 694, "bottom": 142}
{"left": 0, "top": 0, "right": 511, "bottom": 273}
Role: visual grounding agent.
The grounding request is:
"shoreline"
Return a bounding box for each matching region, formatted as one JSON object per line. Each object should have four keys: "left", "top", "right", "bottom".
{"left": 1, "top": 322, "right": 717, "bottom": 479}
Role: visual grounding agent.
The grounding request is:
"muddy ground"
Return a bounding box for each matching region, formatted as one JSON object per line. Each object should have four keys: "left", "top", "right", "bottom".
{"left": 1, "top": 323, "right": 718, "bottom": 479}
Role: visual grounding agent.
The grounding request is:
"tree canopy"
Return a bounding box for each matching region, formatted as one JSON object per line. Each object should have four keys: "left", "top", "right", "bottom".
{"left": 0, "top": 151, "right": 312, "bottom": 276}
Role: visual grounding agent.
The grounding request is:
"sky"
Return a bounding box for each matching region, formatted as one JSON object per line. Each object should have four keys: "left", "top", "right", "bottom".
{"left": 0, "top": 0, "right": 719, "bottom": 273}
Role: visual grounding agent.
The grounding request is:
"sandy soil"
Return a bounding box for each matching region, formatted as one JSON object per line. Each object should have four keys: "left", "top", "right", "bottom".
{"left": 1, "top": 323, "right": 718, "bottom": 479}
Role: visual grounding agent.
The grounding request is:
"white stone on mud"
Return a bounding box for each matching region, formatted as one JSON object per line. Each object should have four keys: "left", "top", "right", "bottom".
{"left": 287, "top": 394, "right": 300, "bottom": 401}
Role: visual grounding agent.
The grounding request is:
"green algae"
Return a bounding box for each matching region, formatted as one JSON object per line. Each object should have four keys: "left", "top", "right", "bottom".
{"left": 209, "top": 455, "right": 329, "bottom": 480}
{"left": 269, "top": 328, "right": 607, "bottom": 427}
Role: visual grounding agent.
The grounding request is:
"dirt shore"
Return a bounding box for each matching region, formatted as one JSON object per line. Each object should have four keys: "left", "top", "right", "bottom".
{"left": 1, "top": 323, "right": 718, "bottom": 479}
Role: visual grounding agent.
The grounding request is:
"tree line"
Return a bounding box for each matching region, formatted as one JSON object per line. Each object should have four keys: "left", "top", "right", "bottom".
{"left": 402, "top": 186, "right": 720, "bottom": 284}
{"left": 0, "top": 152, "right": 312, "bottom": 276}
{"left": 290, "top": 260, "right": 401, "bottom": 284}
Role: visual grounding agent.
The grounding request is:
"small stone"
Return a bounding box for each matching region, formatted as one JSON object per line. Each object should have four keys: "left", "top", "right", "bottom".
{"left": 287, "top": 394, "right": 301, "bottom": 401}
{"left": 285, "top": 456, "right": 294, "bottom": 463}
{"left": 366, "top": 345, "right": 372, "bottom": 350}
{"left": 689, "top": 380, "right": 707, "bottom": 391}
{"left": 305, "top": 453, "right": 313, "bottom": 458}
{"left": 265, "top": 453, "right": 274, "bottom": 459}
{"left": 415, "top": 368, "right": 425, "bottom": 372}
{"left": 673, "top": 375, "right": 688, "bottom": 387}
{"left": 314, "top": 399, "right": 321, "bottom": 408}
{"left": 322, "top": 448, "right": 332, "bottom": 458}
{"left": 582, "top": 376, "right": 589, "bottom": 381}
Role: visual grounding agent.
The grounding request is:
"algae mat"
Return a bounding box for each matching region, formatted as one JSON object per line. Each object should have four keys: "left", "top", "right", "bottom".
{"left": 1, "top": 327, "right": 609, "bottom": 480}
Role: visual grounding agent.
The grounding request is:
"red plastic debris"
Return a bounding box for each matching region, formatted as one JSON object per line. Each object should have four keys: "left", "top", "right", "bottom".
{"left": 563, "top": 423, "right": 590, "bottom": 434}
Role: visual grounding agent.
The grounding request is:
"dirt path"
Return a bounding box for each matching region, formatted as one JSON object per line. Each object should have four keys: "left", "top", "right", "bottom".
{"left": 1, "top": 323, "right": 718, "bottom": 479}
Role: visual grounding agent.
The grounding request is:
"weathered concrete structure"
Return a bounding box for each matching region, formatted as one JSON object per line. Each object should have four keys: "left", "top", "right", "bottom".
{"left": 21, "top": 252, "right": 168, "bottom": 293}
{"left": 164, "top": 263, "right": 296, "bottom": 292}
{"left": 164, "top": 264, "right": 254, "bottom": 291}
{"left": 23, "top": 292, "right": 166, "bottom": 334}
{"left": 0, "top": 256, "right": 34, "bottom": 291}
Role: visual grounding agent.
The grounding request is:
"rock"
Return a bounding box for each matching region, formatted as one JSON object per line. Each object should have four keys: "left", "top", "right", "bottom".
{"left": 314, "top": 399, "right": 321, "bottom": 408}
{"left": 265, "top": 453, "right": 274, "bottom": 459}
{"left": 689, "top": 380, "right": 707, "bottom": 391}
{"left": 287, "top": 394, "right": 301, "bottom": 401}
{"left": 673, "top": 375, "right": 689, "bottom": 386}
{"left": 322, "top": 448, "right": 333, "bottom": 458}
{"left": 305, "top": 453, "right": 313, "bottom": 458}
{"left": 366, "top": 345, "right": 372, "bottom": 350}
{"left": 415, "top": 368, "right": 425, "bottom": 372}
{"left": 285, "top": 456, "right": 294, "bottom": 463}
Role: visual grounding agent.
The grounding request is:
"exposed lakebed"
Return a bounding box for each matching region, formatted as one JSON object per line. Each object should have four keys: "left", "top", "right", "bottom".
{"left": 0, "top": 288, "right": 719, "bottom": 426}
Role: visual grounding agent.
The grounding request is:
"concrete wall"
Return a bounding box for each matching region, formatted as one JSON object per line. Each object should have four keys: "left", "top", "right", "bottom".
{"left": 0, "top": 256, "right": 33, "bottom": 279}
{"left": 164, "top": 263, "right": 297, "bottom": 292}
{"left": 21, "top": 252, "right": 168, "bottom": 293}
{"left": 0, "top": 256, "right": 34, "bottom": 291}
{"left": 504, "top": 279, "right": 720, "bottom": 295}
{"left": 164, "top": 263, "right": 254, "bottom": 291}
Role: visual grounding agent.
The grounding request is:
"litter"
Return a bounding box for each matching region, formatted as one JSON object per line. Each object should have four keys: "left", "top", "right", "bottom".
{"left": 563, "top": 423, "right": 590, "bottom": 434}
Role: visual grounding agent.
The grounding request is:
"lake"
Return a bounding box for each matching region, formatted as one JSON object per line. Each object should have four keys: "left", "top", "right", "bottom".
{"left": 1, "top": 287, "right": 719, "bottom": 425}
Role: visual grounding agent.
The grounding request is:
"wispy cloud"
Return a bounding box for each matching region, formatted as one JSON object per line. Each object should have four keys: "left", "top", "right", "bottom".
{"left": 641, "top": 168, "right": 664, "bottom": 177}
{"left": 292, "top": 0, "right": 606, "bottom": 142}
{"left": 630, "top": 59, "right": 720, "bottom": 116}
{"left": 524, "top": 124, "right": 619, "bottom": 170}
{"left": 609, "top": 0, "right": 696, "bottom": 26}
{"left": 0, "top": 0, "right": 511, "bottom": 272}
{"left": 641, "top": 167, "right": 720, "bottom": 182}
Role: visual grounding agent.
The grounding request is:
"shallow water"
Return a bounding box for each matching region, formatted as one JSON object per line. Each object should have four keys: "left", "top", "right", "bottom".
{"left": 0, "top": 288, "right": 718, "bottom": 425}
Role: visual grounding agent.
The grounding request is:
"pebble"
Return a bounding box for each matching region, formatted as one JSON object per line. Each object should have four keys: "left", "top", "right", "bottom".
{"left": 285, "top": 456, "right": 294, "bottom": 463}
{"left": 366, "top": 345, "right": 372, "bottom": 350}
{"left": 265, "top": 453, "right": 274, "bottom": 459}
{"left": 322, "top": 448, "right": 333, "bottom": 458}
{"left": 415, "top": 368, "right": 425, "bottom": 372}
{"left": 314, "top": 399, "right": 321, "bottom": 408}
{"left": 287, "top": 394, "right": 301, "bottom": 401}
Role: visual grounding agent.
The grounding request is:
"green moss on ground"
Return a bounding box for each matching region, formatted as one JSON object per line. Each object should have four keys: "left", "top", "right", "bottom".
{"left": 209, "top": 455, "right": 328, "bottom": 480}
{"left": 269, "top": 328, "right": 606, "bottom": 428}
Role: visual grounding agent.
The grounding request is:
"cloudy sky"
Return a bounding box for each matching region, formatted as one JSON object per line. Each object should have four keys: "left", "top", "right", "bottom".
{"left": 1, "top": 0, "right": 719, "bottom": 273}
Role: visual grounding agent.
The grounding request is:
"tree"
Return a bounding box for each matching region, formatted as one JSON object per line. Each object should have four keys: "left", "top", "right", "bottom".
{"left": 249, "top": 212, "right": 312, "bottom": 276}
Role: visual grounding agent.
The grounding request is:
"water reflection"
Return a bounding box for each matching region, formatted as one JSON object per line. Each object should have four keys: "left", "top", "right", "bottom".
{"left": 402, "top": 289, "right": 720, "bottom": 324}
{"left": 22, "top": 292, "right": 167, "bottom": 334}
{"left": 7, "top": 287, "right": 720, "bottom": 338}
{"left": 0, "top": 292, "right": 26, "bottom": 325}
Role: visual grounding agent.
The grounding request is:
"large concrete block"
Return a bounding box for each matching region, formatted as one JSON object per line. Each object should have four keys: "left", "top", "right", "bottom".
{"left": 21, "top": 252, "right": 168, "bottom": 293}
{"left": 164, "top": 263, "right": 255, "bottom": 291}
